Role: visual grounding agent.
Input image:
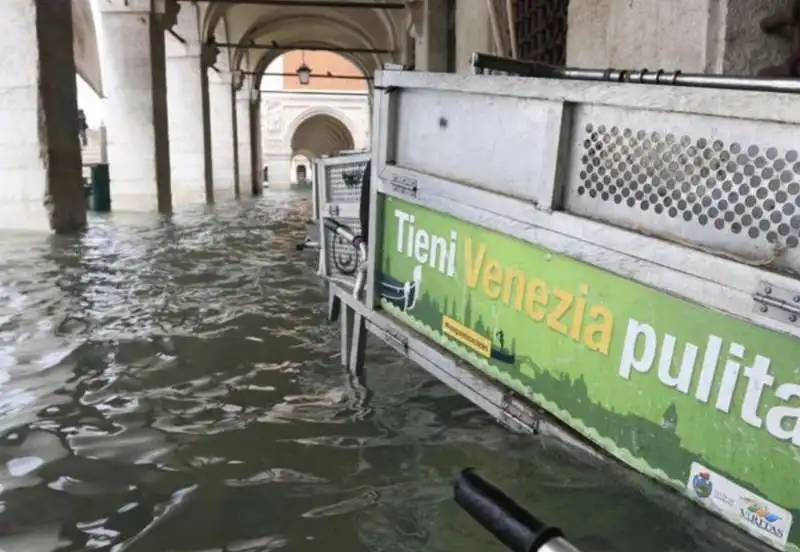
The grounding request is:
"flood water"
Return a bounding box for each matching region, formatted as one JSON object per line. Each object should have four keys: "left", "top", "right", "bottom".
{"left": 0, "top": 191, "right": 770, "bottom": 551}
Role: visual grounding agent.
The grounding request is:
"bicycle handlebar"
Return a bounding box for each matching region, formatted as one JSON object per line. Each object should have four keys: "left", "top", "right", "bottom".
{"left": 454, "top": 468, "right": 583, "bottom": 552}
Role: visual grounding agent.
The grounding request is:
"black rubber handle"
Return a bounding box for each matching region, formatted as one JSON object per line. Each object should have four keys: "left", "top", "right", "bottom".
{"left": 323, "top": 218, "right": 364, "bottom": 250}
{"left": 454, "top": 468, "right": 564, "bottom": 552}
{"left": 323, "top": 217, "right": 349, "bottom": 234}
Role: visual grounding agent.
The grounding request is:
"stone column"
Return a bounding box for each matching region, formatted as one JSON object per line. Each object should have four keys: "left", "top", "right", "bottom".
{"left": 261, "top": 96, "right": 292, "bottom": 187}
{"left": 566, "top": 0, "right": 792, "bottom": 75}
{"left": 209, "top": 71, "right": 239, "bottom": 201}
{"left": 166, "top": 32, "right": 211, "bottom": 206}
{"left": 455, "top": 0, "right": 493, "bottom": 73}
{"left": 410, "top": 0, "right": 449, "bottom": 72}
{"left": 235, "top": 76, "right": 254, "bottom": 195}
{"left": 100, "top": 0, "right": 172, "bottom": 213}
{"left": 250, "top": 91, "right": 264, "bottom": 196}
{"left": 264, "top": 152, "right": 294, "bottom": 187}
{"left": 200, "top": 66, "right": 214, "bottom": 202}
{"left": 0, "top": 1, "right": 85, "bottom": 232}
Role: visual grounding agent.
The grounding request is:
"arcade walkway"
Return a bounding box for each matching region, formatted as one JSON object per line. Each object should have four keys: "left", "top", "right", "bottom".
{"left": 0, "top": 0, "right": 793, "bottom": 233}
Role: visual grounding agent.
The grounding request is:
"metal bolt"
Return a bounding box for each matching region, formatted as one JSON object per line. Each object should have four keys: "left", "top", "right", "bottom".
{"left": 791, "top": 314, "right": 798, "bottom": 323}
{"left": 764, "top": 285, "right": 772, "bottom": 294}
{"left": 794, "top": 295, "right": 800, "bottom": 303}
{"left": 760, "top": 305, "right": 769, "bottom": 313}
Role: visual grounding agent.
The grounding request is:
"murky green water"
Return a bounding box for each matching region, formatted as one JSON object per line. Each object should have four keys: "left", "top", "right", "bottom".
{"left": 0, "top": 192, "right": 770, "bottom": 551}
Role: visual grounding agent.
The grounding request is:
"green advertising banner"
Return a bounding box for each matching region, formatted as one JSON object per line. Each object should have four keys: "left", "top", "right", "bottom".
{"left": 378, "top": 195, "right": 800, "bottom": 549}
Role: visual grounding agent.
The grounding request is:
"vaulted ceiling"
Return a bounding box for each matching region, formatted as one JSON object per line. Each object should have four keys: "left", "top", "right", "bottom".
{"left": 201, "top": 0, "right": 409, "bottom": 87}
{"left": 74, "top": 0, "right": 411, "bottom": 96}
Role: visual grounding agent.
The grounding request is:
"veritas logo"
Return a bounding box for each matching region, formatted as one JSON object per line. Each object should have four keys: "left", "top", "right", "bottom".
{"left": 740, "top": 497, "right": 784, "bottom": 540}
{"left": 691, "top": 470, "right": 713, "bottom": 499}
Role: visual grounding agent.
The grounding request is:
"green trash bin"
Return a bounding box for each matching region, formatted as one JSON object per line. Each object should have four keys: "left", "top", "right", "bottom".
{"left": 89, "top": 164, "right": 111, "bottom": 212}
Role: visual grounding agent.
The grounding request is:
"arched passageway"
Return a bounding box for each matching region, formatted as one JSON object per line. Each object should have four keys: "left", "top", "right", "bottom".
{"left": 291, "top": 114, "right": 355, "bottom": 159}
{"left": 259, "top": 49, "right": 369, "bottom": 188}
{"left": 291, "top": 153, "right": 312, "bottom": 186}
{"left": 282, "top": 113, "right": 355, "bottom": 187}
{"left": 263, "top": 112, "right": 355, "bottom": 187}
{"left": 1, "top": 0, "right": 455, "bottom": 231}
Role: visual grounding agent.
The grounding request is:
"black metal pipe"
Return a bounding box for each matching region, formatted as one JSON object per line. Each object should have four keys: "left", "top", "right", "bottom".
{"left": 177, "top": 0, "right": 405, "bottom": 8}
{"left": 470, "top": 52, "right": 800, "bottom": 94}
{"left": 260, "top": 90, "right": 368, "bottom": 97}
{"left": 167, "top": 28, "right": 187, "bottom": 45}
{"left": 454, "top": 469, "right": 582, "bottom": 552}
{"left": 245, "top": 71, "right": 373, "bottom": 80}
{"left": 217, "top": 42, "right": 392, "bottom": 54}
{"left": 324, "top": 218, "right": 361, "bottom": 247}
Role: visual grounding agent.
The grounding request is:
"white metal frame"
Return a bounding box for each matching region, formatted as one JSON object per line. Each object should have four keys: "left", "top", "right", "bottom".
{"left": 320, "top": 69, "right": 799, "bottom": 552}
{"left": 365, "top": 82, "right": 397, "bottom": 310}
{"left": 315, "top": 152, "right": 370, "bottom": 223}
{"left": 315, "top": 152, "right": 371, "bottom": 284}
{"left": 311, "top": 158, "right": 322, "bottom": 224}
{"left": 308, "top": 158, "right": 324, "bottom": 276}
{"left": 364, "top": 69, "right": 800, "bottom": 340}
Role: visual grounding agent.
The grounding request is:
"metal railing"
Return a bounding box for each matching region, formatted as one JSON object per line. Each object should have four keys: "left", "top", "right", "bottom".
{"left": 471, "top": 52, "right": 800, "bottom": 94}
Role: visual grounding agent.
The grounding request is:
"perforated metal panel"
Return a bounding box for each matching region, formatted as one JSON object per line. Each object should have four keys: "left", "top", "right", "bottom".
{"left": 324, "top": 159, "right": 369, "bottom": 205}
{"left": 316, "top": 152, "right": 371, "bottom": 287}
{"left": 564, "top": 106, "right": 800, "bottom": 270}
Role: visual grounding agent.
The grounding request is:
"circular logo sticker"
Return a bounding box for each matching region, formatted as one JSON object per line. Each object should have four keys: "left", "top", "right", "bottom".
{"left": 692, "top": 471, "right": 713, "bottom": 499}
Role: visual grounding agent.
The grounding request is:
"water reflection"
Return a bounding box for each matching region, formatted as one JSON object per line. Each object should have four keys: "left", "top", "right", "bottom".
{"left": 0, "top": 192, "right": 771, "bottom": 551}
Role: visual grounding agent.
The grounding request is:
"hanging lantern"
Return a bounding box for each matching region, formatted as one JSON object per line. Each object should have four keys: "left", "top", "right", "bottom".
{"left": 296, "top": 62, "right": 311, "bottom": 85}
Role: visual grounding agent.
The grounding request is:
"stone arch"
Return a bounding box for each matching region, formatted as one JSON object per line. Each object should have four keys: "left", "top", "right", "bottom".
{"left": 205, "top": 4, "right": 401, "bottom": 62}
{"left": 255, "top": 47, "right": 374, "bottom": 101}
{"left": 72, "top": 0, "right": 103, "bottom": 96}
{"left": 294, "top": 148, "right": 316, "bottom": 161}
{"left": 201, "top": 3, "right": 226, "bottom": 42}
{"left": 291, "top": 152, "right": 313, "bottom": 185}
{"left": 253, "top": 47, "right": 375, "bottom": 97}
{"left": 285, "top": 107, "right": 357, "bottom": 158}
{"left": 234, "top": 12, "right": 389, "bottom": 91}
